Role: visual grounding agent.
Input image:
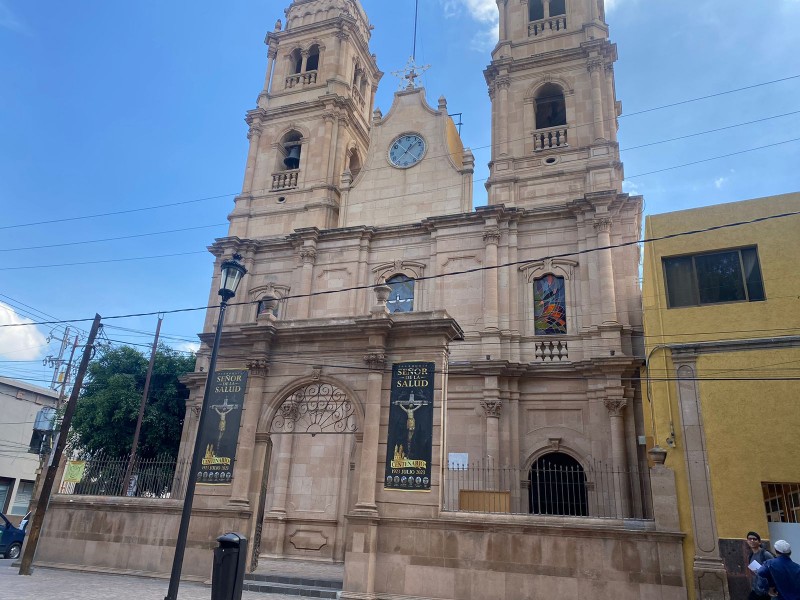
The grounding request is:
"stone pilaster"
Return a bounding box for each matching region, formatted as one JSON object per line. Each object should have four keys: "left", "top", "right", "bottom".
{"left": 229, "top": 358, "right": 269, "bottom": 505}
{"left": 588, "top": 59, "right": 607, "bottom": 141}
{"left": 603, "top": 388, "right": 630, "bottom": 517}
{"left": 593, "top": 216, "right": 619, "bottom": 324}
{"left": 296, "top": 245, "right": 317, "bottom": 319}
{"left": 354, "top": 351, "right": 386, "bottom": 514}
{"left": 242, "top": 124, "right": 262, "bottom": 194}
{"left": 672, "top": 349, "right": 730, "bottom": 600}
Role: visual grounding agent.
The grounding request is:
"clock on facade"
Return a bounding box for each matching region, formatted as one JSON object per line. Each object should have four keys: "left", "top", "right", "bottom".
{"left": 388, "top": 133, "right": 426, "bottom": 168}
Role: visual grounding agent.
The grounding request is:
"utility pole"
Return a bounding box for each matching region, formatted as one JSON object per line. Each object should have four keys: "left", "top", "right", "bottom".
{"left": 19, "top": 314, "right": 102, "bottom": 576}
{"left": 122, "top": 315, "right": 162, "bottom": 496}
{"left": 45, "top": 326, "right": 70, "bottom": 390}
{"left": 57, "top": 334, "right": 81, "bottom": 407}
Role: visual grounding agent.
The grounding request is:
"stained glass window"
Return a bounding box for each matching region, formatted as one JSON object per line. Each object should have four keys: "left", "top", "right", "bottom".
{"left": 534, "top": 275, "right": 566, "bottom": 334}
{"left": 386, "top": 274, "right": 414, "bottom": 313}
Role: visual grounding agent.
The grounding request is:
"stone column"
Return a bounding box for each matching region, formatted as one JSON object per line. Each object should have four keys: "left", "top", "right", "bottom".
{"left": 296, "top": 246, "right": 317, "bottom": 319}
{"left": 543, "top": 0, "right": 551, "bottom": 18}
{"left": 672, "top": 350, "right": 730, "bottom": 600}
{"left": 483, "top": 224, "right": 501, "bottom": 357}
{"left": 603, "top": 390, "right": 631, "bottom": 518}
{"left": 588, "top": 59, "right": 607, "bottom": 141}
{"left": 481, "top": 385, "right": 502, "bottom": 490}
{"left": 258, "top": 48, "right": 277, "bottom": 109}
{"left": 230, "top": 359, "right": 268, "bottom": 505}
{"left": 241, "top": 124, "right": 262, "bottom": 194}
{"left": 355, "top": 351, "right": 386, "bottom": 513}
{"left": 508, "top": 379, "right": 521, "bottom": 511}
{"left": 605, "top": 64, "right": 618, "bottom": 143}
{"left": 483, "top": 225, "right": 500, "bottom": 329}
{"left": 336, "top": 32, "right": 349, "bottom": 81}
{"left": 326, "top": 115, "right": 341, "bottom": 182}
{"left": 593, "top": 217, "right": 618, "bottom": 324}
{"left": 267, "top": 428, "right": 294, "bottom": 556}
{"left": 496, "top": 0, "right": 507, "bottom": 41}
{"left": 322, "top": 113, "right": 335, "bottom": 179}
{"left": 496, "top": 76, "right": 510, "bottom": 156}
{"left": 300, "top": 49, "right": 309, "bottom": 74}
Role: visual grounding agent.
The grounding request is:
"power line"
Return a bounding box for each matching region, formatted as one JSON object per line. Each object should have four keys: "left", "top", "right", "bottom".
{"left": 2, "top": 74, "right": 798, "bottom": 233}
{"left": 1, "top": 208, "right": 798, "bottom": 328}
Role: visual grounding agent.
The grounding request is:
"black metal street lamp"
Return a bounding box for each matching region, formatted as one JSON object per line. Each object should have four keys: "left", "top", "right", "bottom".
{"left": 165, "top": 254, "right": 247, "bottom": 600}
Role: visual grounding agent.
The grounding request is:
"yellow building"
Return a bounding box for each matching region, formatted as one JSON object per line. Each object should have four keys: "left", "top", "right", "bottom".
{"left": 642, "top": 192, "right": 800, "bottom": 600}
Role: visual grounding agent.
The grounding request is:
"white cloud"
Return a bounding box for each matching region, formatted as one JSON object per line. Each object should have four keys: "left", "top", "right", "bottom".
{"left": 0, "top": 302, "right": 48, "bottom": 360}
{"left": 442, "top": 0, "right": 498, "bottom": 50}
{"left": 714, "top": 176, "right": 728, "bottom": 189}
{"left": 177, "top": 341, "right": 200, "bottom": 354}
{"left": 622, "top": 180, "right": 640, "bottom": 194}
{"left": 0, "top": 2, "right": 29, "bottom": 34}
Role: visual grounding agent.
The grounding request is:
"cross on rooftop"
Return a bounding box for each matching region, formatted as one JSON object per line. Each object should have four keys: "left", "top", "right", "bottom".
{"left": 391, "top": 57, "right": 430, "bottom": 90}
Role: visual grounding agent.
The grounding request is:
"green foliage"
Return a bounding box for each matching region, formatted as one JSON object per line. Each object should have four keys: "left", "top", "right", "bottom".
{"left": 71, "top": 344, "right": 195, "bottom": 459}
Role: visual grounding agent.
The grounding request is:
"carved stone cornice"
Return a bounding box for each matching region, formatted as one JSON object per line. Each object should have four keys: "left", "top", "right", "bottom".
{"left": 481, "top": 399, "right": 502, "bottom": 418}
{"left": 593, "top": 217, "right": 612, "bottom": 233}
{"left": 363, "top": 352, "right": 386, "bottom": 371}
{"left": 603, "top": 397, "right": 627, "bottom": 417}
{"left": 247, "top": 358, "right": 270, "bottom": 378}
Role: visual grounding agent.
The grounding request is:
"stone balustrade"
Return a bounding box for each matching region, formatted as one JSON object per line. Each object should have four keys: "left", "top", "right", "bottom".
{"left": 284, "top": 70, "right": 317, "bottom": 89}
{"left": 528, "top": 16, "right": 567, "bottom": 37}
{"left": 271, "top": 169, "right": 299, "bottom": 191}
{"left": 534, "top": 339, "right": 569, "bottom": 361}
{"left": 534, "top": 125, "right": 569, "bottom": 151}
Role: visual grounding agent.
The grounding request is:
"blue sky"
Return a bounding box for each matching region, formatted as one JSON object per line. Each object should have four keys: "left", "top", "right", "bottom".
{"left": 1, "top": 0, "right": 798, "bottom": 384}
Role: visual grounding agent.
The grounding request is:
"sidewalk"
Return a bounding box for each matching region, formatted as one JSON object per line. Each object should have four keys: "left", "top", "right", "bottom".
{"left": 0, "top": 561, "right": 297, "bottom": 599}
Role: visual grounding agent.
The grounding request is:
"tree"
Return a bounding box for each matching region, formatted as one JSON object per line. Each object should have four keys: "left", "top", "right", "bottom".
{"left": 70, "top": 344, "right": 195, "bottom": 459}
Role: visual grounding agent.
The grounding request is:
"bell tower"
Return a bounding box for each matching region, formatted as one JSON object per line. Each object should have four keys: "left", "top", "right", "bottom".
{"left": 484, "top": 0, "right": 623, "bottom": 208}
{"left": 228, "top": 0, "right": 382, "bottom": 239}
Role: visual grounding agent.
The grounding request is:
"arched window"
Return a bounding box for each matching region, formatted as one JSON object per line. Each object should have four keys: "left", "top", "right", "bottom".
{"left": 290, "top": 49, "right": 302, "bottom": 75}
{"left": 386, "top": 274, "right": 414, "bottom": 313}
{"left": 306, "top": 44, "right": 320, "bottom": 72}
{"left": 348, "top": 148, "right": 362, "bottom": 179}
{"left": 535, "top": 83, "right": 567, "bottom": 129}
{"left": 550, "top": 0, "right": 566, "bottom": 16}
{"left": 278, "top": 130, "right": 303, "bottom": 171}
{"left": 529, "top": 452, "right": 587, "bottom": 516}
{"left": 533, "top": 274, "right": 566, "bottom": 334}
{"left": 529, "top": 0, "right": 545, "bottom": 21}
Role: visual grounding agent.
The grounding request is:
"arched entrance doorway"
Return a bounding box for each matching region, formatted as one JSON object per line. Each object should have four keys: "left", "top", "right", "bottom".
{"left": 528, "top": 452, "right": 587, "bottom": 516}
{"left": 255, "top": 381, "right": 360, "bottom": 564}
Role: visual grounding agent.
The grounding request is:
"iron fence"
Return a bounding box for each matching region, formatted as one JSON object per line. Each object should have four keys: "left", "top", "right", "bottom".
{"left": 442, "top": 458, "right": 652, "bottom": 520}
{"left": 59, "top": 453, "right": 187, "bottom": 499}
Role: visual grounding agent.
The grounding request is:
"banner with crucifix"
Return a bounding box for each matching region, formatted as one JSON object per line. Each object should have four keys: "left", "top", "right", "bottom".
{"left": 384, "top": 361, "right": 434, "bottom": 491}
{"left": 197, "top": 369, "right": 248, "bottom": 486}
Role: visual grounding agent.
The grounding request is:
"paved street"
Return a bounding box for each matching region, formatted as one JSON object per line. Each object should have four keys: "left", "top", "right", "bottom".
{"left": 0, "top": 560, "right": 297, "bottom": 599}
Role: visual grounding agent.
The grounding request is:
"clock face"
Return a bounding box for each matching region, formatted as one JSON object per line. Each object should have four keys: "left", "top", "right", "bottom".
{"left": 388, "top": 133, "right": 426, "bottom": 168}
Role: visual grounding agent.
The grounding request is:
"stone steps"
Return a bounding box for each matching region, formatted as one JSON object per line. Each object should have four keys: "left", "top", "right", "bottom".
{"left": 243, "top": 572, "right": 342, "bottom": 598}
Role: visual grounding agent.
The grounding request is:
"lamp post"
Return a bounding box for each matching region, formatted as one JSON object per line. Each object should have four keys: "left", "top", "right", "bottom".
{"left": 165, "top": 254, "right": 247, "bottom": 600}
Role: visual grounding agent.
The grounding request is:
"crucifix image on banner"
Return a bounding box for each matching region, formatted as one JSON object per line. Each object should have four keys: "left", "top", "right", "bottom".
{"left": 197, "top": 369, "right": 248, "bottom": 485}
{"left": 384, "top": 361, "right": 434, "bottom": 491}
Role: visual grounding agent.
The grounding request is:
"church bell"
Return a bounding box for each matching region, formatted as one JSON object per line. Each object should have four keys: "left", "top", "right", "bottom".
{"left": 283, "top": 145, "right": 301, "bottom": 169}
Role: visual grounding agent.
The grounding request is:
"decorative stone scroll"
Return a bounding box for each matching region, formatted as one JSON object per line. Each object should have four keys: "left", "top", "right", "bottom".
{"left": 481, "top": 399, "right": 503, "bottom": 418}
{"left": 603, "top": 397, "right": 627, "bottom": 417}
{"left": 270, "top": 383, "right": 357, "bottom": 435}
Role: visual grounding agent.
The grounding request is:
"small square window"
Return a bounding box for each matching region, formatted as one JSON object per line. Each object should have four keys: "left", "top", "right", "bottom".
{"left": 663, "top": 246, "right": 765, "bottom": 308}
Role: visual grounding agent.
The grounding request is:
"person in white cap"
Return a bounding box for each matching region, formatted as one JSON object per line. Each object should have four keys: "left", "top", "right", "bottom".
{"left": 757, "top": 540, "right": 800, "bottom": 599}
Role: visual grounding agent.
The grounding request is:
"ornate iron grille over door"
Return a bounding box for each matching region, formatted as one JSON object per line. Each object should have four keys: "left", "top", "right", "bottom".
{"left": 270, "top": 383, "right": 358, "bottom": 435}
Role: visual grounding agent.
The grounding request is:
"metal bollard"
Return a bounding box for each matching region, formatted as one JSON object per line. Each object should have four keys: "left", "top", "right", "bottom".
{"left": 211, "top": 533, "right": 248, "bottom": 600}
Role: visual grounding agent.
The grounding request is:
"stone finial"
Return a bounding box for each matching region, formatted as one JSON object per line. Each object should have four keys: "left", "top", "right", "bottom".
{"left": 372, "top": 107, "right": 382, "bottom": 123}
{"left": 257, "top": 296, "right": 279, "bottom": 322}
{"left": 438, "top": 95, "right": 447, "bottom": 111}
{"left": 371, "top": 278, "right": 391, "bottom": 316}
{"left": 275, "top": 19, "right": 282, "bottom": 32}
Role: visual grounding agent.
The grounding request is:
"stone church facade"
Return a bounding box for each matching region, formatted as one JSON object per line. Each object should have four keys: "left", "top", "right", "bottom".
{"left": 37, "top": 0, "right": 688, "bottom": 598}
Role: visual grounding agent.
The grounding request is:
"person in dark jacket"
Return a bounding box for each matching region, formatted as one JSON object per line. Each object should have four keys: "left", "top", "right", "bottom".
{"left": 757, "top": 540, "right": 800, "bottom": 600}
{"left": 747, "top": 531, "right": 774, "bottom": 600}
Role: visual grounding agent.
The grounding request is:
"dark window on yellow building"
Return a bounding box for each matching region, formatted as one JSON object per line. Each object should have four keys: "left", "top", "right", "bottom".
{"left": 763, "top": 482, "right": 800, "bottom": 523}
{"left": 662, "top": 246, "right": 765, "bottom": 308}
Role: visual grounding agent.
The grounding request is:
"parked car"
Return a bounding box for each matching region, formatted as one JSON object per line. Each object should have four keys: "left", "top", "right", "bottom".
{"left": 0, "top": 512, "right": 29, "bottom": 559}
